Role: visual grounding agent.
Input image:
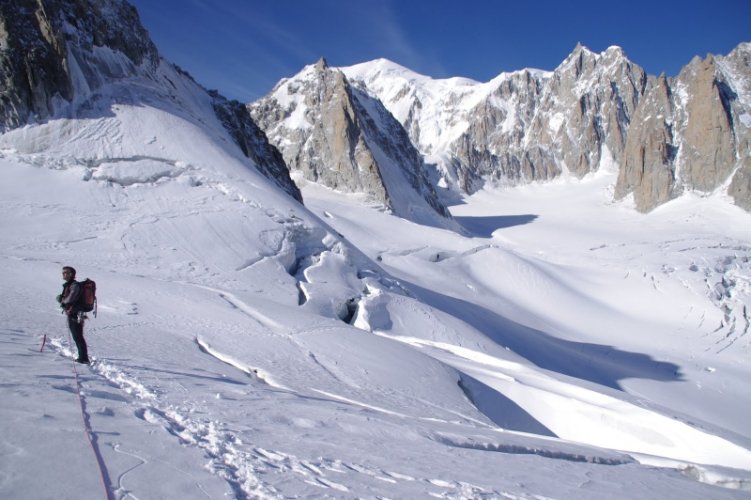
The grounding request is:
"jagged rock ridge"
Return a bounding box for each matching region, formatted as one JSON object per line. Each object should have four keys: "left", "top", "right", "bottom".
{"left": 615, "top": 43, "right": 751, "bottom": 211}
{"left": 343, "top": 46, "right": 648, "bottom": 190}
{"left": 342, "top": 43, "right": 751, "bottom": 213}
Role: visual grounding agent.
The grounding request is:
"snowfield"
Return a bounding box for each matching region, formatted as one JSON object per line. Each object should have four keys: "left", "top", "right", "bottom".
{"left": 1, "top": 61, "right": 751, "bottom": 499}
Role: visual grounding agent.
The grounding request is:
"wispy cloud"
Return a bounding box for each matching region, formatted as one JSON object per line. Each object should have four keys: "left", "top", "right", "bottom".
{"left": 170, "top": 0, "right": 323, "bottom": 100}
{"left": 134, "top": 0, "right": 453, "bottom": 101}
{"left": 359, "top": 0, "right": 448, "bottom": 76}
{"left": 205, "top": 1, "right": 318, "bottom": 70}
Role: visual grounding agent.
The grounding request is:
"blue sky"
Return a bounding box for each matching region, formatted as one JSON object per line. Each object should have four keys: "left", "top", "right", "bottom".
{"left": 128, "top": 0, "right": 750, "bottom": 103}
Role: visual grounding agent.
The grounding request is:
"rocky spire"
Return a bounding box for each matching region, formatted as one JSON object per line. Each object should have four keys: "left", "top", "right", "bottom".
{"left": 249, "top": 60, "right": 453, "bottom": 227}
{"left": 616, "top": 43, "right": 751, "bottom": 212}
{"left": 314, "top": 57, "right": 329, "bottom": 71}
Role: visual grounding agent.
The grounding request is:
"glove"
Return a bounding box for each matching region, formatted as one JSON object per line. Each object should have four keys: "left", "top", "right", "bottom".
{"left": 56, "top": 294, "right": 63, "bottom": 304}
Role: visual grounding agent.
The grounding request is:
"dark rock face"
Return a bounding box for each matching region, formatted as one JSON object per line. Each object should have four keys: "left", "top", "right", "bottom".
{"left": 0, "top": 0, "right": 158, "bottom": 130}
{"left": 1, "top": 0, "right": 71, "bottom": 128}
{"left": 212, "top": 93, "right": 303, "bottom": 203}
{"left": 0, "top": 0, "right": 301, "bottom": 204}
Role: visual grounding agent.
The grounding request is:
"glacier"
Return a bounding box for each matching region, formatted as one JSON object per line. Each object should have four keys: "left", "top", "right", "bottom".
{"left": 1, "top": 1, "right": 751, "bottom": 498}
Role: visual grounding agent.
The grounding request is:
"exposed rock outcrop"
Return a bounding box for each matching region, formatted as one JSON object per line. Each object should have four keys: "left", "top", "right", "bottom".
{"left": 729, "top": 158, "right": 751, "bottom": 211}
{"left": 455, "top": 45, "right": 648, "bottom": 190}
{"left": 0, "top": 0, "right": 158, "bottom": 130}
{"left": 616, "top": 43, "right": 751, "bottom": 211}
{"left": 450, "top": 69, "right": 553, "bottom": 191}
{"left": 543, "top": 45, "right": 647, "bottom": 177}
{"left": 0, "top": 0, "right": 300, "bottom": 203}
{"left": 344, "top": 43, "right": 750, "bottom": 213}
{"left": 344, "top": 45, "right": 649, "bottom": 193}
{"left": 211, "top": 92, "right": 302, "bottom": 202}
{"left": 250, "top": 58, "right": 452, "bottom": 226}
{"left": 615, "top": 75, "right": 677, "bottom": 210}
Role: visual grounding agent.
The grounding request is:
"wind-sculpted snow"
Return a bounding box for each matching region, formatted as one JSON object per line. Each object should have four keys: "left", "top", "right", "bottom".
{"left": 430, "top": 431, "right": 633, "bottom": 465}
{"left": 302, "top": 176, "right": 751, "bottom": 491}
{"left": 350, "top": 265, "right": 751, "bottom": 469}
{"left": 2, "top": 4, "right": 751, "bottom": 495}
{"left": 4, "top": 131, "right": 751, "bottom": 498}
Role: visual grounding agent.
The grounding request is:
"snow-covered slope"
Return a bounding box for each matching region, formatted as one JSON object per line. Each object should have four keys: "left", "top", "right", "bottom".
{"left": 2, "top": 1, "right": 751, "bottom": 498}
{"left": 4, "top": 119, "right": 751, "bottom": 497}
{"left": 3, "top": 113, "right": 751, "bottom": 496}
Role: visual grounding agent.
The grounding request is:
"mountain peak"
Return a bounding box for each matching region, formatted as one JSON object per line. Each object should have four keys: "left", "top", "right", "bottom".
{"left": 603, "top": 45, "right": 627, "bottom": 58}
{"left": 251, "top": 57, "right": 455, "bottom": 227}
{"left": 566, "top": 43, "right": 631, "bottom": 65}
{"left": 557, "top": 43, "right": 598, "bottom": 73}
{"left": 314, "top": 57, "right": 329, "bottom": 71}
{"left": 572, "top": 42, "right": 596, "bottom": 57}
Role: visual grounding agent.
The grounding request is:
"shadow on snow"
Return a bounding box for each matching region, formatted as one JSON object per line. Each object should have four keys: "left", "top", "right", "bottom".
{"left": 403, "top": 279, "right": 684, "bottom": 392}
{"left": 396, "top": 279, "right": 684, "bottom": 435}
{"left": 455, "top": 214, "right": 539, "bottom": 237}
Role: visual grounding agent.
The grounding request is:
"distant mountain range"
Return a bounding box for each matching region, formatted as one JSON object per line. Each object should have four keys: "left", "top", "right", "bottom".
{"left": 253, "top": 43, "right": 751, "bottom": 214}
{"left": 1, "top": 0, "right": 749, "bottom": 216}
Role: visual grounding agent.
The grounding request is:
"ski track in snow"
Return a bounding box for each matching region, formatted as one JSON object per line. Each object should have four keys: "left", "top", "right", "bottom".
{"left": 46, "top": 330, "right": 516, "bottom": 499}
{"left": 46, "top": 336, "right": 278, "bottom": 498}
{"left": 130, "top": 277, "right": 751, "bottom": 493}
{"left": 48, "top": 271, "right": 683, "bottom": 499}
